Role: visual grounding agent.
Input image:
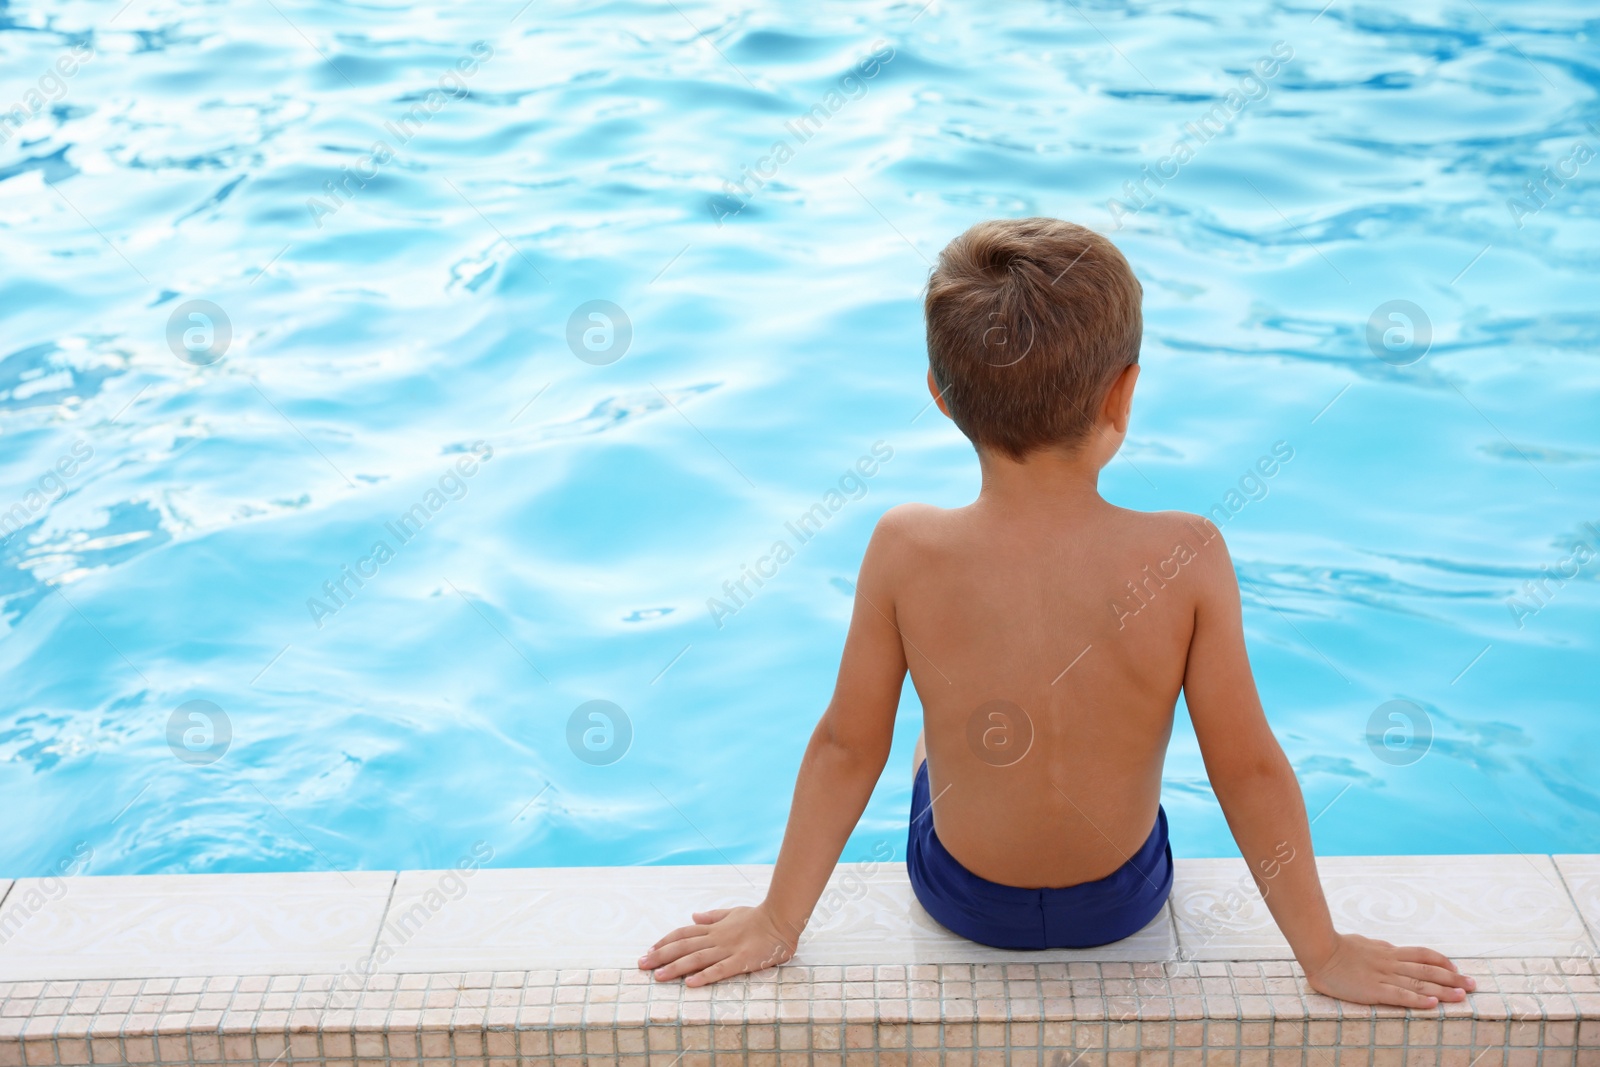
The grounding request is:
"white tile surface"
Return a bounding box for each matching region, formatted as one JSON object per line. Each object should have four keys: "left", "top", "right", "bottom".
{"left": 1170, "top": 854, "right": 1592, "bottom": 959}
{"left": 379, "top": 865, "right": 765, "bottom": 973}
{"left": 378, "top": 862, "right": 1176, "bottom": 971}
{"left": 1553, "top": 854, "right": 1600, "bottom": 951}
{"left": 1, "top": 856, "right": 1593, "bottom": 980}
{"left": 0, "top": 871, "right": 395, "bottom": 980}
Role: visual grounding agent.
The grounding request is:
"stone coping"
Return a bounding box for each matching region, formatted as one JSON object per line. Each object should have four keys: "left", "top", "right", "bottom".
{"left": 0, "top": 855, "right": 1596, "bottom": 1065}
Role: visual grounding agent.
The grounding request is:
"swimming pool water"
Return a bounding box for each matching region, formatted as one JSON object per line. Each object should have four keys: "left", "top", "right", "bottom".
{"left": 2, "top": 0, "right": 1598, "bottom": 878}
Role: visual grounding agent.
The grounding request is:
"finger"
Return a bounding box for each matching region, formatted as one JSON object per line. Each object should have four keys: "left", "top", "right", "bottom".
{"left": 1377, "top": 982, "right": 1438, "bottom": 1011}
{"left": 1398, "top": 946, "right": 1460, "bottom": 973}
{"left": 642, "top": 934, "right": 711, "bottom": 970}
{"left": 656, "top": 946, "right": 730, "bottom": 983}
{"left": 649, "top": 923, "right": 708, "bottom": 951}
{"left": 1399, "top": 976, "right": 1468, "bottom": 1003}
{"left": 1395, "top": 962, "right": 1473, "bottom": 995}
{"left": 685, "top": 954, "right": 754, "bottom": 987}
{"left": 692, "top": 909, "right": 732, "bottom": 924}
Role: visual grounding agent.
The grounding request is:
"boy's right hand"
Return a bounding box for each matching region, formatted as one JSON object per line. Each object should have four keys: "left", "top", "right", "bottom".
{"left": 1302, "top": 933, "right": 1476, "bottom": 1008}
{"left": 638, "top": 901, "right": 800, "bottom": 987}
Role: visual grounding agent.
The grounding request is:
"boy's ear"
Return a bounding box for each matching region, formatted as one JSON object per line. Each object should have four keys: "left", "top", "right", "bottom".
{"left": 926, "top": 369, "right": 952, "bottom": 418}
{"left": 1103, "top": 363, "right": 1140, "bottom": 434}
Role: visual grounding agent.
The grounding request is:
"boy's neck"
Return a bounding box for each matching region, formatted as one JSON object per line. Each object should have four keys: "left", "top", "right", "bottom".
{"left": 974, "top": 445, "right": 1109, "bottom": 515}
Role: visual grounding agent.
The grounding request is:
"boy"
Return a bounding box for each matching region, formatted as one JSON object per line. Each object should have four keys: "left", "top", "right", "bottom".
{"left": 639, "top": 218, "right": 1474, "bottom": 1009}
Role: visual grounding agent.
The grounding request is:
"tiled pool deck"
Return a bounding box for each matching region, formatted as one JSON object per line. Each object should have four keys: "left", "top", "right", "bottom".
{"left": 0, "top": 855, "right": 1596, "bottom": 1065}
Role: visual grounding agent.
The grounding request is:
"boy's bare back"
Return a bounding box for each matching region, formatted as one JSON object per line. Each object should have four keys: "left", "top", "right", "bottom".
{"left": 882, "top": 497, "right": 1208, "bottom": 888}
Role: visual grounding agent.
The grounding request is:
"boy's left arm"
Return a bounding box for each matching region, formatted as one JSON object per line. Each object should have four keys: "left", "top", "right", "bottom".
{"left": 1184, "top": 527, "right": 1475, "bottom": 1008}
{"left": 638, "top": 508, "right": 913, "bottom": 986}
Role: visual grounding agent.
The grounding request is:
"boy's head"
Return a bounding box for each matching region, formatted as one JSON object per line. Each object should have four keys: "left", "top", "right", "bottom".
{"left": 925, "top": 218, "right": 1143, "bottom": 460}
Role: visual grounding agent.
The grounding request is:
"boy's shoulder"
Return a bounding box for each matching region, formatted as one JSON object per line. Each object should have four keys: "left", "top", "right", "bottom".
{"left": 870, "top": 501, "right": 958, "bottom": 549}
{"left": 863, "top": 502, "right": 954, "bottom": 569}
{"left": 1120, "top": 506, "right": 1232, "bottom": 557}
{"left": 1125, "top": 508, "right": 1237, "bottom": 593}
{"left": 873, "top": 502, "right": 1227, "bottom": 541}
{"left": 875, "top": 500, "right": 946, "bottom": 530}
{"left": 1122, "top": 507, "right": 1225, "bottom": 542}
{"left": 867, "top": 502, "right": 1234, "bottom": 596}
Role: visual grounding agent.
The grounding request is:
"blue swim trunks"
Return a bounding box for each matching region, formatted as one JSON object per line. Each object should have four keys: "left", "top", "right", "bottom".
{"left": 906, "top": 760, "right": 1173, "bottom": 949}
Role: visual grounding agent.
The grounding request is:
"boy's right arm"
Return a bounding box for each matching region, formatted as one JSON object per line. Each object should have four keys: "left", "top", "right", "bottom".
{"left": 1181, "top": 523, "right": 1475, "bottom": 1009}
{"left": 638, "top": 507, "right": 913, "bottom": 986}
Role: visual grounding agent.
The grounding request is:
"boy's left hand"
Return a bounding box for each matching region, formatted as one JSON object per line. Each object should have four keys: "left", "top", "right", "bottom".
{"left": 1302, "top": 932, "right": 1475, "bottom": 1008}
{"left": 639, "top": 902, "right": 799, "bottom": 986}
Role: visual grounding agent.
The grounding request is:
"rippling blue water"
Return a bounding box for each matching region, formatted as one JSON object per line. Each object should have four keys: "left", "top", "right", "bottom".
{"left": 2, "top": 1, "right": 1598, "bottom": 877}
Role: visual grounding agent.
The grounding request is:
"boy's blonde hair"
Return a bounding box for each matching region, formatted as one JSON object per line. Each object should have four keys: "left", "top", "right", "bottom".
{"left": 925, "top": 218, "right": 1143, "bottom": 459}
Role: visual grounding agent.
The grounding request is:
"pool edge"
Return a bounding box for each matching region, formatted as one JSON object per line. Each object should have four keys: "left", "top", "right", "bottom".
{"left": 0, "top": 854, "right": 1595, "bottom": 1064}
